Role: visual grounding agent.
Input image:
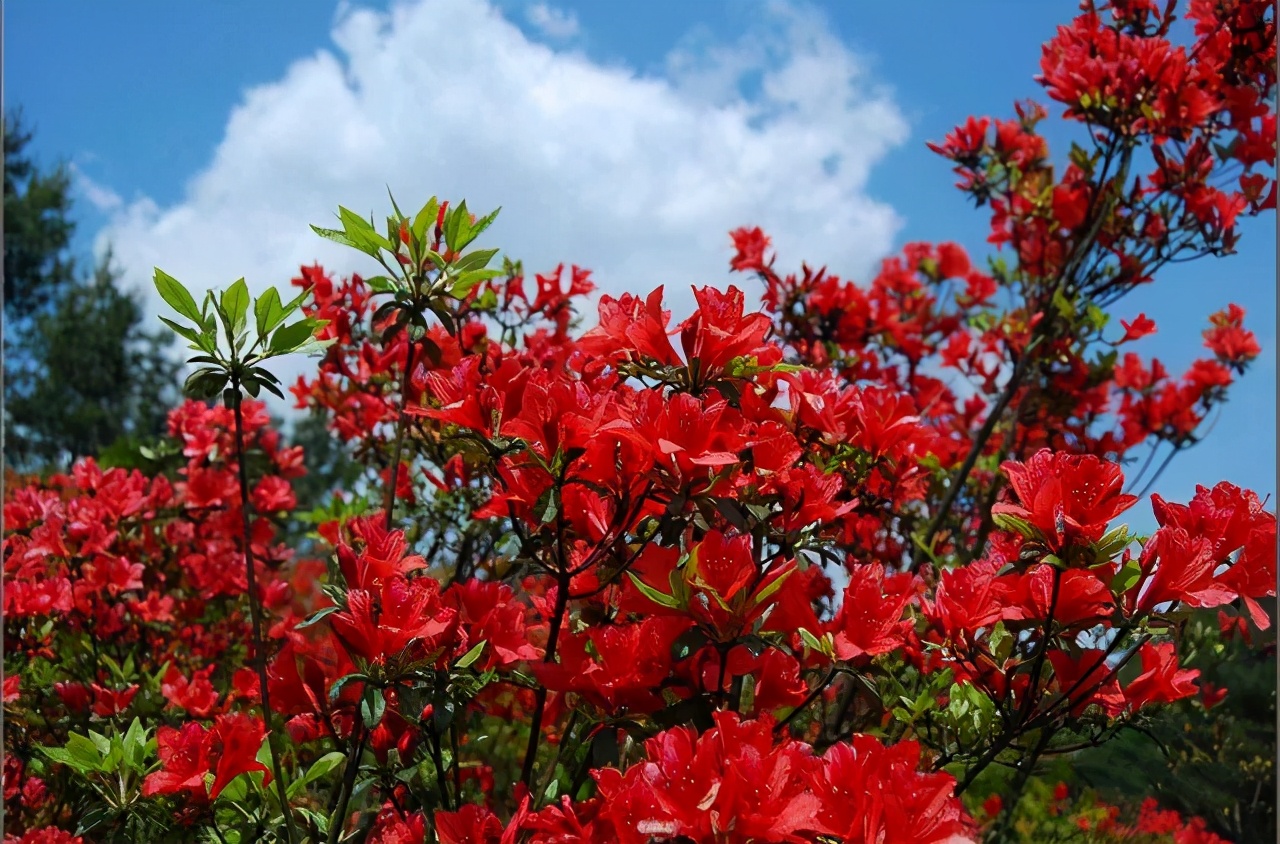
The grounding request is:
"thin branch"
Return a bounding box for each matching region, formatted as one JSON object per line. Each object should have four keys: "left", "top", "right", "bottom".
{"left": 230, "top": 384, "right": 296, "bottom": 844}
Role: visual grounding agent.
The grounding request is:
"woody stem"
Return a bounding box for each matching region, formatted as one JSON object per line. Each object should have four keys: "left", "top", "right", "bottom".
{"left": 918, "top": 347, "right": 1034, "bottom": 563}
{"left": 384, "top": 338, "right": 418, "bottom": 531}
{"left": 520, "top": 568, "right": 570, "bottom": 791}
{"left": 327, "top": 724, "right": 368, "bottom": 844}
{"left": 230, "top": 383, "right": 296, "bottom": 844}
{"left": 775, "top": 667, "right": 839, "bottom": 734}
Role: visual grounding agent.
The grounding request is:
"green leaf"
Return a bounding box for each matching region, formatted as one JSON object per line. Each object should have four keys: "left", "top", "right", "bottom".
{"left": 450, "top": 248, "right": 499, "bottom": 274}
{"left": 221, "top": 278, "right": 251, "bottom": 334}
{"left": 74, "top": 806, "right": 113, "bottom": 837}
{"left": 751, "top": 567, "right": 794, "bottom": 606}
{"left": 455, "top": 640, "right": 487, "bottom": 669}
{"left": 533, "top": 487, "right": 559, "bottom": 525}
{"left": 184, "top": 369, "right": 229, "bottom": 401}
{"left": 154, "top": 268, "right": 203, "bottom": 323}
{"left": 361, "top": 686, "right": 386, "bottom": 729}
{"left": 1051, "top": 288, "right": 1075, "bottom": 319}
{"left": 412, "top": 197, "right": 440, "bottom": 242}
{"left": 66, "top": 733, "right": 105, "bottom": 773}
{"left": 310, "top": 225, "right": 359, "bottom": 249}
{"left": 257, "top": 378, "right": 286, "bottom": 400}
{"left": 329, "top": 673, "right": 370, "bottom": 703}
{"left": 386, "top": 189, "right": 405, "bottom": 221}
{"left": 295, "top": 606, "right": 340, "bottom": 630}
{"left": 159, "top": 316, "right": 204, "bottom": 347}
{"left": 992, "top": 512, "right": 1037, "bottom": 540}
{"left": 798, "top": 627, "right": 825, "bottom": 654}
{"left": 1094, "top": 524, "right": 1132, "bottom": 560}
{"left": 988, "top": 622, "right": 1012, "bottom": 661}
{"left": 448, "top": 268, "right": 503, "bottom": 299}
{"left": 216, "top": 769, "right": 250, "bottom": 803}
{"left": 444, "top": 200, "right": 470, "bottom": 252}
{"left": 338, "top": 206, "right": 391, "bottom": 255}
{"left": 122, "top": 718, "right": 149, "bottom": 771}
{"left": 37, "top": 746, "right": 82, "bottom": 771}
{"left": 88, "top": 727, "right": 112, "bottom": 763}
{"left": 300, "top": 807, "right": 330, "bottom": 837}
{"left": 287, "top": 751, "right": 347, "bottom": 799}
{"left": 254, "top": 287, "right": 286, "bottom": 338}
{"left": 626, "top": 571, "right": 682, "bottom": 609}
{"left": 468, "top": 206, "right": 501, "bottom": 241}
{"left": 1112, "top": 558, "right": 1143, "bottom": 594}
{"left": 268, "top": 319, "right": 319, "bottom": 355}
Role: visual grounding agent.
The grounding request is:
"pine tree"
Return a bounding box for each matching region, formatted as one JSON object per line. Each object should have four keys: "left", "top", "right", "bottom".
{"left": 3, "top": 111, "right": 182, "bottom": 470}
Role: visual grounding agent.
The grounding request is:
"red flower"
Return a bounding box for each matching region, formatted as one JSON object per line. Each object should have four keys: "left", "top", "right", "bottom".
{"left": 1199, "top": 681, "right": 1228, "bottom": 709}
{"left": 329, "top": 576, "right": 460, "bottom": 667}
{"left": 592, "top": 712, "right": 822, "bottom": 843}
{"left": 1124, "top": 642, "right": 1199, "bottom": 709}
{"left": 5, "top": 829, "right": 85, "bottom": 844}
{"left": 993, "top": 450, "right": 1138, "bottom": 552}
{"left": 926, "top": 559, "right": 1010, "bottom": 638}
{"left": 1006, "top": 566, "right": 1114, "bottom": 629}
{"left": 677, "top": 285, "right": 777, "bottom": 374}
{"left": 434, "top": 802, "right": 510, "bottom": 844}
{"left": 684, "top": 531, "right": 795, "bottom": 641}
{"left": 1119, "top": 313, "right": 1157, "bottom": 343}
{"left": 369, "top": 804, "right": 427, "bottom": 844}
{"left": 1047, "top": 649, "right": 1125, "bottom": 718}
{"left": 828, "top": 564, "right": 916, "bottom": 660}
{"left": 142, "top": 722, "right": 210, "bottom": 799}
{"left": 729, "top": 227, "right": 773, "bottom": 273}
{"left": 936, "top": 242, "right": 971, "bottom": 278}
{"left": 1132, "top": 525, "right": 1233, "bottom": 614}
{"left": 591, "top": 711, "right": 969, "bottom": 844}
{"left": 812, "top": 735, "right": 969, "bottom": 843}
{"left": 537, "top": 616, "right": 690, "bottom": 713}
{"left": 53, "top": 682, "right": 91, "bottom": 713}
{"left": 208, "top": 712, "right": 272, "bottom": 799}
{"left": 580, "top": 287, "right": 680, "bottom": 367}
{"left": 251, "top": 475, "right": 296, "bottom": 513}
{"left": 1152, "top": 482, "right": 1277, "bottom": 628}
{"left": 88, "top": 683, "right": 139, "bottom": 717}
{"left": 161, "top": 666, "right": 219, "bottom": 717}
{"left": 335, "top": 517, "right": 426, "bottom": 591}
{"left": 446, "top": 580, "right": 539, "bottom": 670}
{"left": 1198, "top": 307, "right": 1259, "bottom": 366}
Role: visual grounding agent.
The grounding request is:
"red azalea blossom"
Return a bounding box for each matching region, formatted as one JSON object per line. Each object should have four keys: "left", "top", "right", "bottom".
{"left": 994, "top": 450, "right": 1138, "bottom": 552}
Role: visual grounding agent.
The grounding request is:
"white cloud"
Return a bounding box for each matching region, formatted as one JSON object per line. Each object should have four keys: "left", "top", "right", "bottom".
{"left": 95, "top": 0, "right": 908, "bottom": 407}
{"left": 524, "top": 2, "right": 579, "bottom": 40}
{"left": 70, "top": 163, "right": 124, "bottom": 212}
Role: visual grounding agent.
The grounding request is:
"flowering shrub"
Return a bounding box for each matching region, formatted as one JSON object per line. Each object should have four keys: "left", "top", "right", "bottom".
{"left": 975, "top": 781, "right": 1238, "bottom": 843}
{"left": 3, "top": 2, "right": 1275, "bottom": 843}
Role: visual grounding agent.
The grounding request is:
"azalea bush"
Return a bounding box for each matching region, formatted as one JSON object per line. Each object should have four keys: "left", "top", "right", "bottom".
{"left": 3, "top": 2, "right": 1276, "bottom": 843}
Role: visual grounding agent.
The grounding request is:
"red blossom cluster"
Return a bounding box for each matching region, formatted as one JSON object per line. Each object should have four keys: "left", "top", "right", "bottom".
{"left": 4, "top": 2, "right": 1274, "bottom": 842}
{"left": 421, "top": 712, "right": 965, "bottom": 844}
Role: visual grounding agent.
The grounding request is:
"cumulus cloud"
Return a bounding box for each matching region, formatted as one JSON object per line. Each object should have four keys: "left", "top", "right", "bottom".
{"left": 524, "top": 2, "right": 580, "bottom": 40}
{"left": 95, "top": 0, "right": 908, "bottom": 404}
{"left": 71, "top": 164, "right": 124, "bottom": 213}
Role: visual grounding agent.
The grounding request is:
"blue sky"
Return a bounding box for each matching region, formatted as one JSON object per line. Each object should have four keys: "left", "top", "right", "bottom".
{"left": 7, "top": 0, "right": 1275, "bottom": 528}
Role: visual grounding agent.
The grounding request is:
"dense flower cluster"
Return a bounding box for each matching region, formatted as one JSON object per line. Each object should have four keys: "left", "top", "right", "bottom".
{"left": 3, "top": 400, "right": 305, "bottom": 835}
{"left": 4, "top": 2, "right": 1274, "bottom": 842}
